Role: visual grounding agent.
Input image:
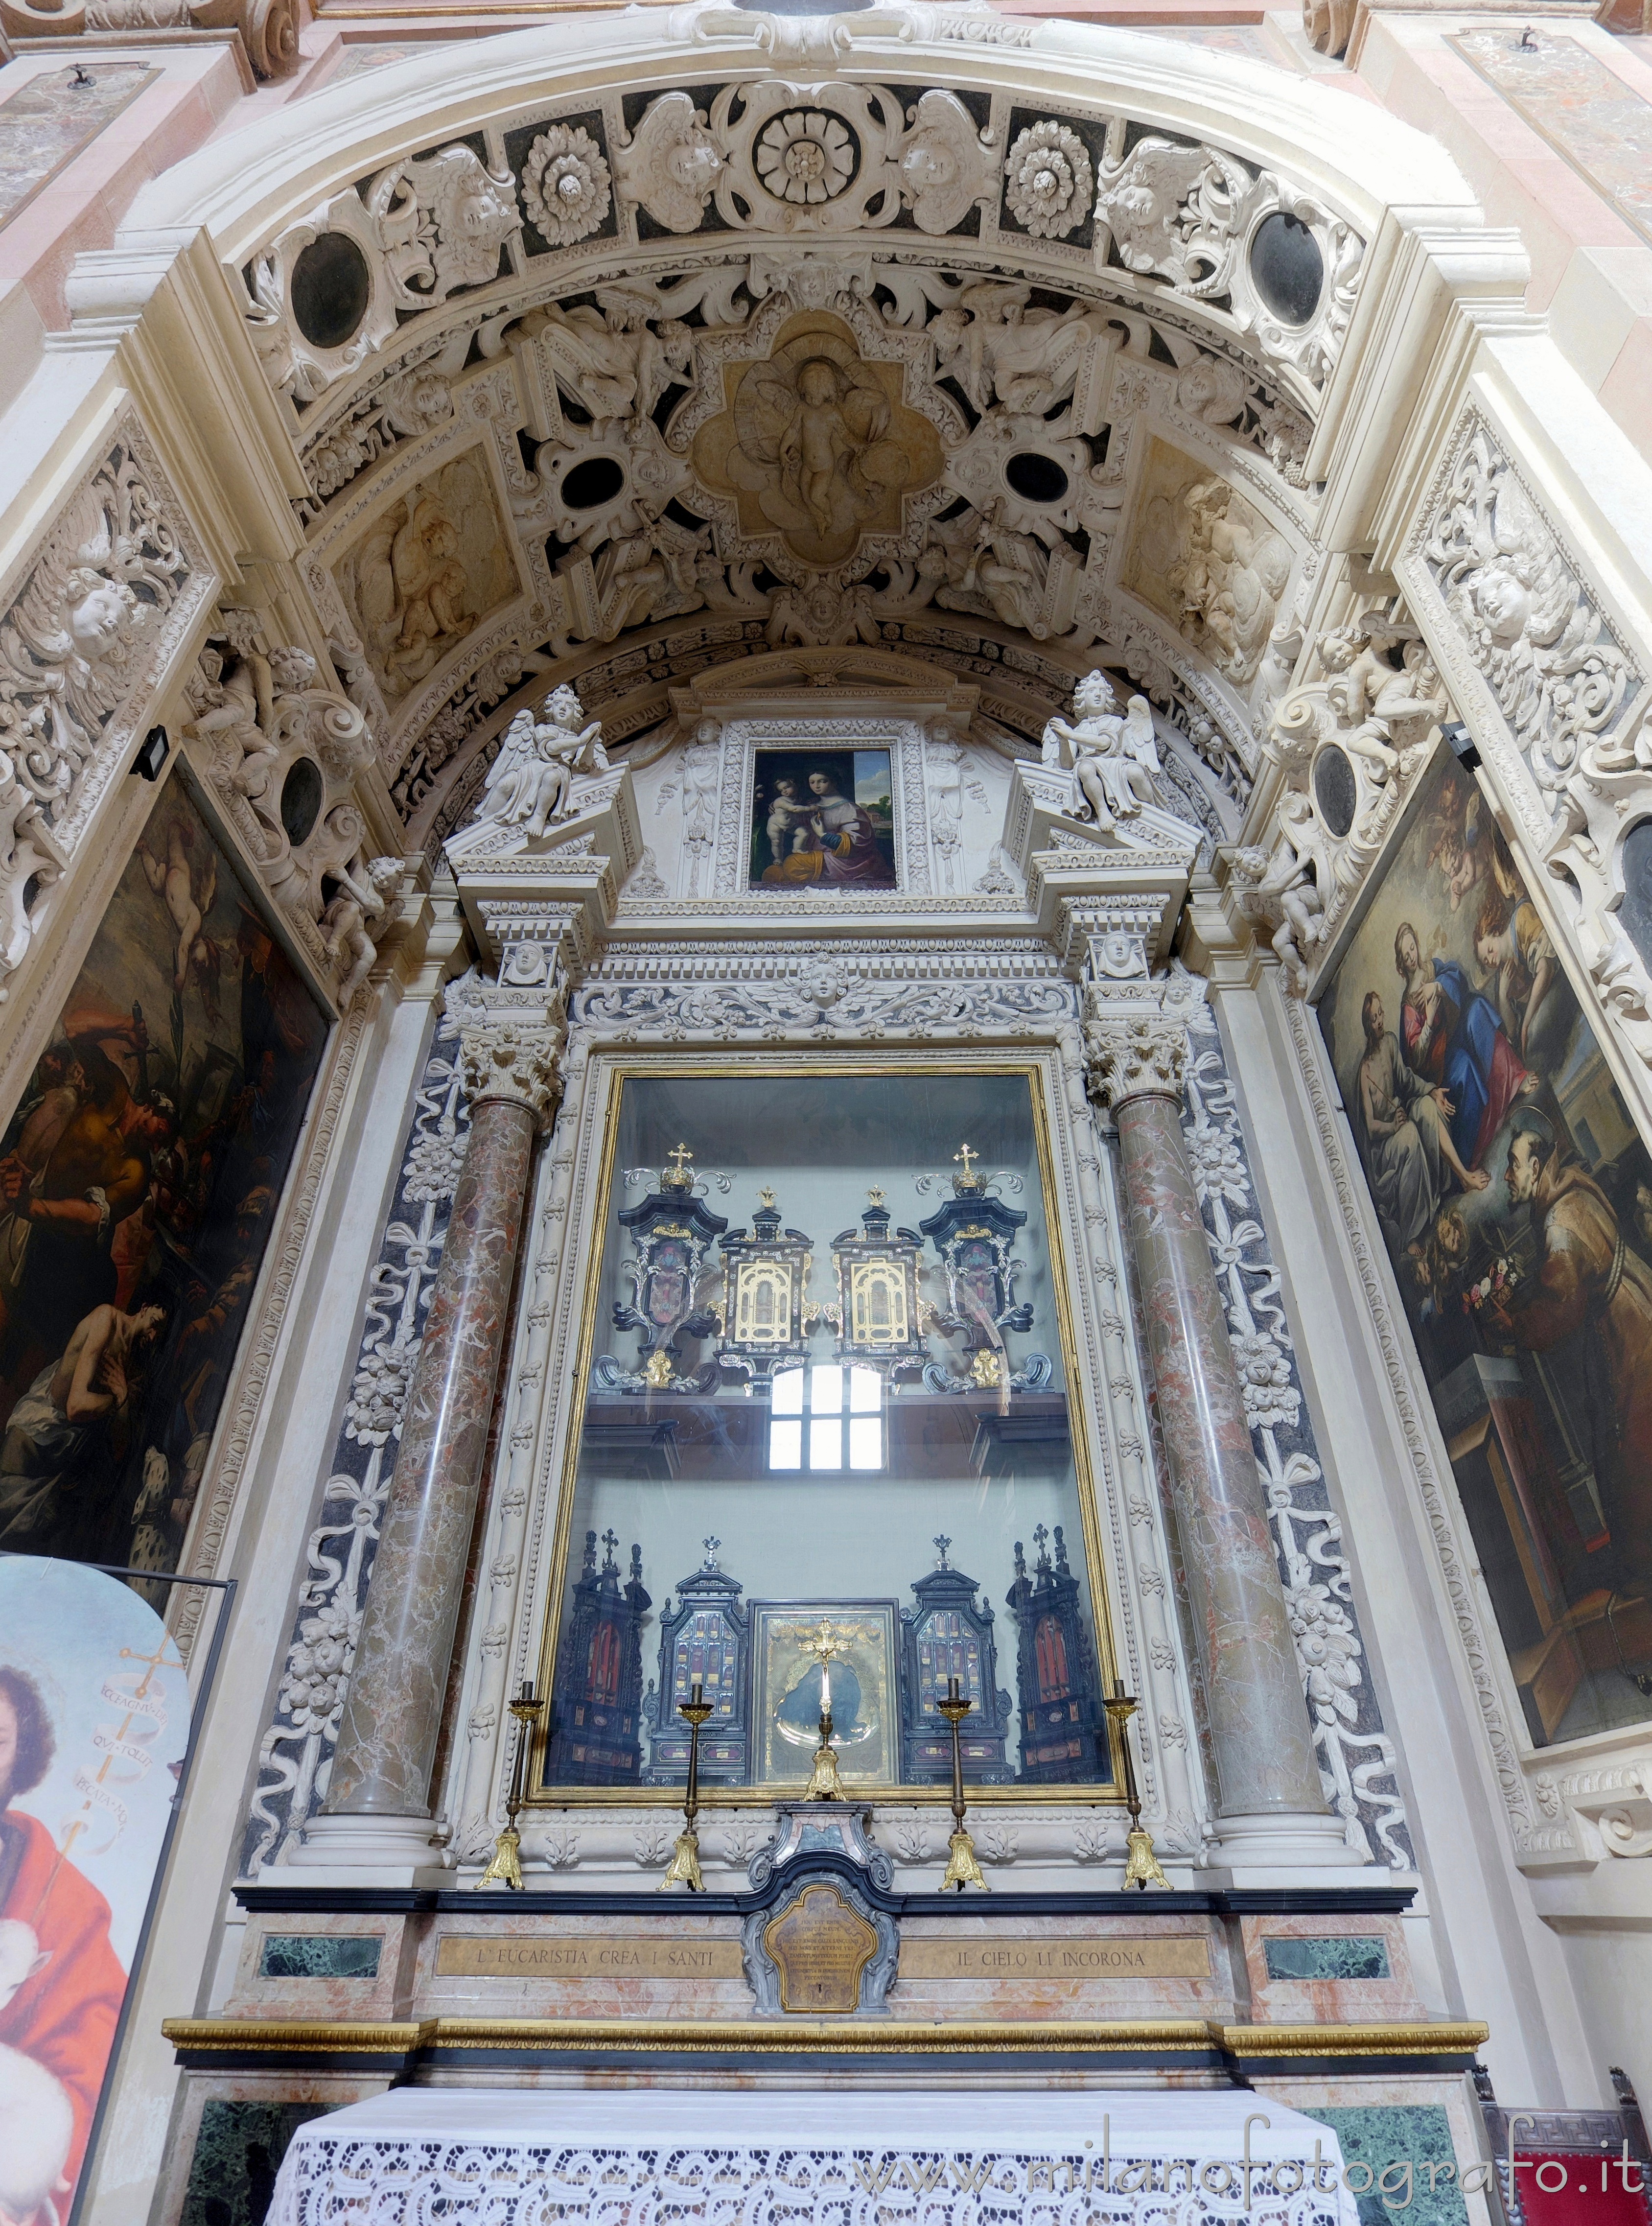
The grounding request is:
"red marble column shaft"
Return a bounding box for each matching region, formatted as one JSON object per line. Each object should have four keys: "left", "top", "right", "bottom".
{"left": 1114, "top": 1085, "right": 1327, "bottom": 1819}
{"left": 326, "top": 1094, "right": 536, "bottom": 1818}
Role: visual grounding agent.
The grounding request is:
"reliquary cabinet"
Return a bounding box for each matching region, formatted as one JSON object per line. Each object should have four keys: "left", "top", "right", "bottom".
{"left": 533, "top": 1065, "right": 1123, "bottom": 1803}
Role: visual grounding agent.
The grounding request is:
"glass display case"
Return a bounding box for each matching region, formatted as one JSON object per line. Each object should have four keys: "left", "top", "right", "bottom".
{"left": 534, "top": 1066, "right": 1120, "bottom": 1799}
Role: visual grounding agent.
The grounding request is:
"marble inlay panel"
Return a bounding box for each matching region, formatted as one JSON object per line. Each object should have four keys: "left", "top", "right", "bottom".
{"left": 258, "top": 1934, "right": 382, "bottom": 1980}
{"left": 180, "top": 2100, "right": 333, "bottom": 2226}
{"left": 0, "top": 62, "right": 159, "bottom": 229}
{"left": 1451, "top": 31, "right": 1652, "bottom": 245}
{"left": 1263, "top": 1935, "right": 1388, "bottom": 1981}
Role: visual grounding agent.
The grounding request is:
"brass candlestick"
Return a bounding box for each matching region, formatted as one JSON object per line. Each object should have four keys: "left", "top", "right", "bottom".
{"left": 1103, "top": 1679, "right": 1171, "bottom": 1891}
{"left": 660, "top": 1680, "right": 713, "bottom": 1892}
{"left": 937, "top": 1675, "right": 988, "bottom": 1891}
{"left": 804, "top": 1618, "right": 845, "bottom": 1801}
{"left": 477, "top": 1680, "right": 540, "bottom": 1891}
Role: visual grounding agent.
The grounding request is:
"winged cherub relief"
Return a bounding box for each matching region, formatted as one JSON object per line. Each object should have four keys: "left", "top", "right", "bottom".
{"left": 692, "top": 312, "right": 943, "bottom": 568}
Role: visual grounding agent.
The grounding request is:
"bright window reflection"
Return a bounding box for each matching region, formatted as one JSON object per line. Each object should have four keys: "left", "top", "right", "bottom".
{"left": 769, "top": 1362, "right": 883, "bottom": 1472}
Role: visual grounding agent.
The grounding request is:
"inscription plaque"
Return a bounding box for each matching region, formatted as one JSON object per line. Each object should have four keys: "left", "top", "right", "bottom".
{"left": 762, "top": 1883, "right": 880, "bottom": 2013}
{"left": 436, "top": 1936, "right": 744, "bottom": 1979}
{"left": 900, "top": 1935, "right": 1210, "bottom": 1980}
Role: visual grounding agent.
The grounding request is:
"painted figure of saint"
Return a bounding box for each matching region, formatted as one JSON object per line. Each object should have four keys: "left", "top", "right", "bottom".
{"left": 1393, "top": 920, "right": 1530, "bottom": 1170}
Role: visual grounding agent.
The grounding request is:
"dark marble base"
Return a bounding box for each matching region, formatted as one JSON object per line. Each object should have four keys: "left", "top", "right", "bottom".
{"left": 181, "top": 2100, "right": 334, "bottom": 2226}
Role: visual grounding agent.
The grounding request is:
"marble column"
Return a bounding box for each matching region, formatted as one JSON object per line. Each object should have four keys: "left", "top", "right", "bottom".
{"left": 314, "top": 1021, "right": 560, "bottom": 1853}
{"left": 1090, "top": 1013, "right": 1356, "bottom": 1869}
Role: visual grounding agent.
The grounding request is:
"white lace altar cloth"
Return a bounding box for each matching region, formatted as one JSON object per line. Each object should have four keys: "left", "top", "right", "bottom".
{"left": 269, "top": 2085, "right": 1363, "bottom": 2226}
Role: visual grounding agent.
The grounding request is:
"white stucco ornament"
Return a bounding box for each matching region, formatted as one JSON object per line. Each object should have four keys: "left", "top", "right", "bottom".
{"left": 1004, "top": 118, "right": 1093, "bottom": 239}
{"left": 523, "top": 124, "right": 612, "bottom": 246}
{"left": 613, "top": 91, "right": 725, "bottom": 234}
{"left": 756, "top": 110, "right": 857, "bottom": 207}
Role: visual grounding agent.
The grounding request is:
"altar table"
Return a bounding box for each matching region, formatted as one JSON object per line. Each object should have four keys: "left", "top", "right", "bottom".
{"left": 269, "top": 2085, "right": 1365, "bottom": 2226}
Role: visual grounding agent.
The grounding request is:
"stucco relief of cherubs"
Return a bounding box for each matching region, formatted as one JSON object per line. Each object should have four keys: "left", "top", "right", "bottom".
{"left": 695, "top": 319, "right": 942, "bottom": 569}
{"left": 1041, "top": 670, "right": 1163, "bottom": 837}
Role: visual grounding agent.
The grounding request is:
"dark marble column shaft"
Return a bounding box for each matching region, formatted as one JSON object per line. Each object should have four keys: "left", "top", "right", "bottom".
{"left": 326, "top": 1028, "right": 556, "bottom": 1818}
{"left": 1100, "top": 1026, "right": 1326, "bottom": 1820}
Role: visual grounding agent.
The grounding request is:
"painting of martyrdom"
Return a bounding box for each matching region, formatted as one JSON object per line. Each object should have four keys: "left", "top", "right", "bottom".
{"left": 749, "top": 749, "right": 896, "bottom": 890}
{"left": 1318, "top": 749, "right": 1652, "bottom": 1747}
{"left": 0, "top": 1556, "right": 189, "bottom": 2226}
{"left": 0, "top": 778, "right": 328, "bottom": 1580}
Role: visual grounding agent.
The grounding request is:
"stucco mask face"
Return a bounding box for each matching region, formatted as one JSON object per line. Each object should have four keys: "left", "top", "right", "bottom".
{"left": 1473, "top": 566, "right": 1531, "bottom": 646}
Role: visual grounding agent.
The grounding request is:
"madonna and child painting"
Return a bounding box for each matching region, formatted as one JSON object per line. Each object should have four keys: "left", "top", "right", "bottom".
{"left": 1319, "top": 750, "right": 1652, "bottom": 1746}
{"left": 0, "top": 777, "right": 327, "bottom": 1583}
{"left": 748, "top": 749, "right": 896, "bottom": 889}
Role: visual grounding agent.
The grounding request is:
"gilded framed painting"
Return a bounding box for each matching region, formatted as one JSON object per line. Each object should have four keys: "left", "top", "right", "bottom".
{"left": 1316, "top": 749, "right": 1652, "bottom": 1747}
{"left": 750, "top": 1601, "right": 900, "bottom": 1787}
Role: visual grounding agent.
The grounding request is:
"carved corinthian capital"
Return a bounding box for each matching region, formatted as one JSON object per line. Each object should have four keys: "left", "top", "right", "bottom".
{"left": 1085, "top": 1015, "right": 1189, "bottom": 1109}
{"left": 460, "top": 1023, "right": 563, "bottom": 1129}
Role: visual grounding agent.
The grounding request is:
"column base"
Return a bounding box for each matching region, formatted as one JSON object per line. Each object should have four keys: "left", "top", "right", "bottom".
{"left": 278, "top": 1811, "right": 452, "bottom": 1890}
{"left": 1197, "top": 1808, "right": 1370, "bottom": 1880}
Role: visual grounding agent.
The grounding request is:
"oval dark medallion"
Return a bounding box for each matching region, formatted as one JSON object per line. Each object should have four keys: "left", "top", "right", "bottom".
{"left": 281, "top": 757, "right": 325, "bottom": 848}
{"left": 1313, "top": 743, "right": 1357, "bottom": 838}
{"left": 289, "top": 233, "right": 372, "bottom": 352}
{"left": 1249, "top": 212, "right": 1325, "bottom": 328}
{"left": 1004, "top": 452, "right": 1070, "bottom": 505}
{"left": 560, "top": 456, "right": 628, "bottom": 510}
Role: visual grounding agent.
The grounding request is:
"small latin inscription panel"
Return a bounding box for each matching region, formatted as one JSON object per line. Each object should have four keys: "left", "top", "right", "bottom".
{"left": 900, "top": 1935, "right": 1210, "bottom": 1980}
{"left": 435, "top": 1936, "right": 745, "bottom": 1979}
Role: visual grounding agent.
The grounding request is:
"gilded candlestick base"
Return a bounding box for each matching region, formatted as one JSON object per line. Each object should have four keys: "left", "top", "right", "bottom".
{"left": 659, "top": 1827, "right": 704, "bottom": 1892}
{"left": 804, "top": 1736, "right": 844, "bottom": 1800}
{"left": 1123, "top": 1822, "right": 1170, "bottom": 1892}
{"left": 477, "top": 1823, "right": 524, "bottom": 1892}
{"left": 942, "top": 1825, "right": 989, "bottom": 1893}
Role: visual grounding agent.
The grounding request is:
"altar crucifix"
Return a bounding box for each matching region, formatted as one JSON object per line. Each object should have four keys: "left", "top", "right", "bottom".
{"left": 804, "top": 1618, "right": 848, "bottom": 1801}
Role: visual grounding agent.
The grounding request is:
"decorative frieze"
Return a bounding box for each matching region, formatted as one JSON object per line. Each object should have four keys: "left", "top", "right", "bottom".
{"left": 0, "top": 421, "right": 208, "bottom": 995}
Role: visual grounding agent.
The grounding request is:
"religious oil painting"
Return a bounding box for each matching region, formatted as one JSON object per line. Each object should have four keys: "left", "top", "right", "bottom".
{"left": 1317, "top": 749, "right": 1652, "bottom": 1748}
{"left": 0, "top": 778, "right": 329, "bottom": 1579}
{"left": 331, "top": 449, "right": 518, "bottom": 706}
{"left": 748, "top": 749, "right": 896, "bottom": 889}
{"left": 0, "top": 1556, "right": 189, "bottom": 2226}
{"left": 751, "top": 1604, "right": 899, "bottom": 1788}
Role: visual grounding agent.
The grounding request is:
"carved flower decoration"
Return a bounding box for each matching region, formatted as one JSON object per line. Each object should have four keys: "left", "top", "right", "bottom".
{"left": 755, "top": 110, "right": 856, "bottom": 205}
{"left": 522, "top": 124, "right": 612, "bottom": 246}
{"left": 404, "top": 1120, "right": 465, "bottom": 1201}
{"left": 279, "top": 1600, "right": 356, "bottom": 1735}
{"left": 1184, "top": 1120, "right": 1248, "bottom": 1209}
{"left": 1004, "top": 118, "right": 1093, "bottom": 240}
{"left": 1231, "top": 1330, "right": 1301, "bottom": 1430}
{"left": 1285, "top": 1580, "right": 1362, "bottom": 1722}
{"left": 344, "top": 1338, "right": 418, "bottom": 1444}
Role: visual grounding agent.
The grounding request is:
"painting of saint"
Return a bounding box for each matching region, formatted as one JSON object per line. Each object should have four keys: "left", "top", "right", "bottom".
{"left": 749, "top": 750, "right": 896, "bottom": 890}
{"left": 0, "top": 778, "right": 328, "bottom": 1577}
{"left": 0, "top": 1558, "right": 189, "bottom": 2225}
{"left": 1319, "top": 750, "right": 1652, "bottom": 1748}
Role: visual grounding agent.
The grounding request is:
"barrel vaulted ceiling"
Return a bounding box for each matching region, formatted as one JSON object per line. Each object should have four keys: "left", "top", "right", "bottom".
{"left": 127, "top": 4, "right": 1482, "bottom": 867}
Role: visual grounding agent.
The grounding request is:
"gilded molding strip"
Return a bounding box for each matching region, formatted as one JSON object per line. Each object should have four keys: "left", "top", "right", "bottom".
{"left": 162, "top": 2014, "right": 1488, "bottom": 2059}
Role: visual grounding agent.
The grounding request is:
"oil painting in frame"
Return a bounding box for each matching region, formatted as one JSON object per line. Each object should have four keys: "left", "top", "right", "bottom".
{"left": 0, "top": 773, "right": 330, "bottom": 1580}
{"left": 1316, "top": 748, "right": 1652, "bottom": 1748}
{"left": 751, "top": 1601, "right": 899, "bottom": 1786}
{"left": 748, "top": 748, "right": 896, "bottom": 889}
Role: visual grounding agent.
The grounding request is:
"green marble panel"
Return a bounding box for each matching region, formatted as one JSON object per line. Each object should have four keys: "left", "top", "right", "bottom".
{"left": 258, "top": 1933, "right": 382, "bottom": 1979}
{"left": 1264, "top": 1935, "right": 1390, "bottom": 1981}
{"left": 1304, "top": 2105, "right": 1469, "bottom": 2226}
{"left": 181, "top": 2101, "right": 333, "bottom": 2226}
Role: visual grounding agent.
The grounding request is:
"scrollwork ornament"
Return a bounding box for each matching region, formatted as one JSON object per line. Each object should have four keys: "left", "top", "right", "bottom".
{"left": 522, "top": 124, "right": 612, "bottom": 248}
{"left": 1004, "top": 118, "right": 1092, "bottom": 240}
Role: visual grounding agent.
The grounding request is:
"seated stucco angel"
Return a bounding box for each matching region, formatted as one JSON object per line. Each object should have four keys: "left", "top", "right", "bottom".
{"left": 1041, "top": 671, "right": 1162, "bottom": 835}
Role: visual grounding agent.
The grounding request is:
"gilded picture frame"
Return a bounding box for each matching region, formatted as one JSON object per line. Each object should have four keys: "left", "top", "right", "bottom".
{"left": 750, "top": 1601, "right": 900, "bottom": 1788}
